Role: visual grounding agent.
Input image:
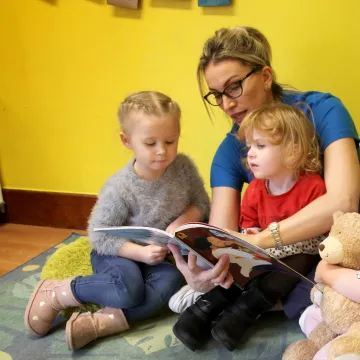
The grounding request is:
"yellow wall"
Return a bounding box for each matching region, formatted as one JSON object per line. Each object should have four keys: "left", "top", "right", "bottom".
{"left": 0, "top": 0, "right": 359, "bottom": 194}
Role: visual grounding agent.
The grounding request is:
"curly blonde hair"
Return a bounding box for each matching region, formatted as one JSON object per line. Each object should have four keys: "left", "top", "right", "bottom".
{"left": 118, "top": 91, "right": 181, "bottom": 134}
{"left": 237, "top": 104, "right": 322, "bottom": 175}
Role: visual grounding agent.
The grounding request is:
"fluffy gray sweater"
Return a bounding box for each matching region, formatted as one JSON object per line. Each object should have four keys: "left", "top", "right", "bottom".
{"left": 88, "top": 154, "right": 210, "bottom": 256}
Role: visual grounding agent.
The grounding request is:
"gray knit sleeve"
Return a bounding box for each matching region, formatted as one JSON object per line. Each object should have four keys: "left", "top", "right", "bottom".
{"left": 181, "top": 155, "right": 210, "bottom": 220}
{"left": 88, "top": 176, "right": 130, "bottom": 256}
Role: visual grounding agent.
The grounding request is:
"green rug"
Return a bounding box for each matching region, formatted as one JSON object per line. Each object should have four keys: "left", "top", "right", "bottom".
{"left": 0, "top": 233, "right": 304, "bottom": 360}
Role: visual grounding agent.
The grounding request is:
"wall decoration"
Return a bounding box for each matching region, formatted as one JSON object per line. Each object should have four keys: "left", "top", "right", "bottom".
{"left": 107, "top": 0, "right": 139, "bottom": 9}
{"left": 198, "top": 0, "right": 230, "bottom": 6}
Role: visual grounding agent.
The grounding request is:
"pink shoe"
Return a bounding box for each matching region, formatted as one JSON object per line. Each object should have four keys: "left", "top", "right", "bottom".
{"left": 66, "top": 307, "right": 129, "bottom": 350}
{"left": 24, "top": 278, "right": 81, "bottom": 336}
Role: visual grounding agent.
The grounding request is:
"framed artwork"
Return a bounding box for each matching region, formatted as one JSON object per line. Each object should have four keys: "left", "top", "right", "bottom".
{"left": 107, "top": 0, "right": 139, "bottom": 9}
{"left": 198, "top": 0, "right": 230, "bottom": 6}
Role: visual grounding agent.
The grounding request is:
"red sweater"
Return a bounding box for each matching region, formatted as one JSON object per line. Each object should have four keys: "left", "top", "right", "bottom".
{"left": 239, "top": 173, "right": 326, "bottom": 229}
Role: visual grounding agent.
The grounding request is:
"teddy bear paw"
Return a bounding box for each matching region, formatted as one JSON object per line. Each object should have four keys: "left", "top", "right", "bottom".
{"left": 283, "top": 339, "right": 319, "bottom": 360}
{"left": 328, "top": 332, "right": 360, "bottom": 360}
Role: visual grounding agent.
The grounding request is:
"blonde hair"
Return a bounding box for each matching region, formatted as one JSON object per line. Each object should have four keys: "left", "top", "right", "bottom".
{"left": 118, "top": 91, "right": 181, "bottom": 134}
{"left": 238, "top": 104, "right": 322, "bottom": 175}
{"left": 197, "top": 27, "right": 283, "bottom": 117}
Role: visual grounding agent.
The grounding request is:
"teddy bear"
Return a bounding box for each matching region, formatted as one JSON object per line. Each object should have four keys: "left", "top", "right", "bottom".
{"left": 282, "top": 211, "right": 360, "bottom": 360}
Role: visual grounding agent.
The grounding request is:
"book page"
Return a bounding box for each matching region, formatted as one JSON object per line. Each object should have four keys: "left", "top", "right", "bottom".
{"left": 175, "top": 223, "right": 315, "bottom": 288}
{"left": 93, "top": 226, "right": 189, "bottom": 253}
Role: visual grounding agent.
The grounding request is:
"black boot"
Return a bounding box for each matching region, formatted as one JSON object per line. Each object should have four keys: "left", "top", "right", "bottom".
{"left": 211, "top": 279, "right": 276, "bottom": 351}
{"left": 172, "top": 286, "right": 233, "bottom": 351}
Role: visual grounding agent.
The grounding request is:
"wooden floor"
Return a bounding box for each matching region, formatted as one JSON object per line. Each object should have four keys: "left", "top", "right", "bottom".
{"left": 0, "top": 223, "right": 86, "bottom": 277}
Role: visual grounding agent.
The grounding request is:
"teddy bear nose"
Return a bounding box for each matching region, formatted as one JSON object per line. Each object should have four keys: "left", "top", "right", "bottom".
{"left": 318, "top": 243, "right": 325, "bottom": 251}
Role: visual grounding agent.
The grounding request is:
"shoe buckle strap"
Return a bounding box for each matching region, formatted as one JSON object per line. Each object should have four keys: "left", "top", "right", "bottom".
{"left": 198, "top": 298, "right": 211, "bottom": 307}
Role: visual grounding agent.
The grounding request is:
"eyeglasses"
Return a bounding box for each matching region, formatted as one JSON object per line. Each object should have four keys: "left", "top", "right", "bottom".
{"left": 204, "top": 68, "right": 259, "bottom": 106}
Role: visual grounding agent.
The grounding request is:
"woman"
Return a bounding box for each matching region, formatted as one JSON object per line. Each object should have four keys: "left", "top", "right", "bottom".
{"left": 168, "top": 26, "right": 360, "bottom": 351}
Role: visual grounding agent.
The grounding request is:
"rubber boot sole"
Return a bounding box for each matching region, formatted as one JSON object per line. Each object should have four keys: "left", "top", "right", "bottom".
{"left": 211, "top": 326, "right": 236, "bottom": 351}
{"left": 173, "top": 323, "right": 204, "bottom": 352}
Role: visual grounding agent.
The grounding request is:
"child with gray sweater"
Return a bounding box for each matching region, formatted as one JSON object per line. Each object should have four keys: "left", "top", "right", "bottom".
{"left": 24, "top": 91, "right": 210, "bottom": 351}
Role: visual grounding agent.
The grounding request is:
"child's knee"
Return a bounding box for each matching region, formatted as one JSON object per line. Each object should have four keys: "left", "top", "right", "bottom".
{"left": 110, "top": 272, "right": 145, "bottom": 308}
{"left": 158, "top": 267, "right": 184, "bottom": 302}
{"left": 168, "top": 267, "right": 185, "bottom": 290}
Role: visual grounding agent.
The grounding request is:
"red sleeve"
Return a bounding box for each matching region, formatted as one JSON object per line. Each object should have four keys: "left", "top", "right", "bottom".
{"left": 239, "top": 180, "right": 261, "bottom": 229}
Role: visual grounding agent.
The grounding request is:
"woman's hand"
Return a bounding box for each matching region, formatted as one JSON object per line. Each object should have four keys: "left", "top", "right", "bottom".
{"left": 246, "top": 227, "right": 261, "bottom": 234}
{"left": 168, "top": 244, "right": 234, "bottom": 293}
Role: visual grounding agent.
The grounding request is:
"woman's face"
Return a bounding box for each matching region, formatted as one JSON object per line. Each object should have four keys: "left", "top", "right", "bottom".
{"left": 204, "top": 58, "right": 274, "bottom": 124}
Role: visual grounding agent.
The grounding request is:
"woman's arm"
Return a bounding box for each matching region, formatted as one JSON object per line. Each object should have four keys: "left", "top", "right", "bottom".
{"left": 209, "top": 187, "right": 241, "bottom": 230}
{"left": 315, "top": 260, "right": 360, "bottom": 303}
{"left": 255, "top": 138, "right": 359, "bottom": 248}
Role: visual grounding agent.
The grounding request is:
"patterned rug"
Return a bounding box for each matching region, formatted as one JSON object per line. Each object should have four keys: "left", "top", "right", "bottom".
{"left": 0, "top": 233, "right": 305, "bottom": 360}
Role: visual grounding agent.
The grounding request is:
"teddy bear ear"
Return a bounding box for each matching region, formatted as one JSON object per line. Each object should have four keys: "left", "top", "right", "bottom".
{"left": 333, "top": 211, "right": 344, "bottom": 222}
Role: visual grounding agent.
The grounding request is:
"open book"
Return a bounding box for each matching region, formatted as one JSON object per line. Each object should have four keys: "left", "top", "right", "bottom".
{"left": 93, "top": 222, "right": 315, "bottom": 289}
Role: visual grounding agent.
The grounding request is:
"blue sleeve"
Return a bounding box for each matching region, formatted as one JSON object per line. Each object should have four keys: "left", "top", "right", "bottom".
{"left": 210, "top": 132, "right": 251, "bottom": 191}
{"left": 313, "top": 95, "right": 360, "bottom": 159}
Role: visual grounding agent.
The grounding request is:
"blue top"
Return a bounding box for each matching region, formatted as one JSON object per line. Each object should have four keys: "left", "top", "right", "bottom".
{"left": 210, "top": 91, "right": 360, "bottom": 191}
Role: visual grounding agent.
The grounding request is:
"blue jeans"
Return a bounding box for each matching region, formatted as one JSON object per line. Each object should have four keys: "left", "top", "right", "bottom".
{"left": 71, "top": 250, "right": 184, "bottom": 324}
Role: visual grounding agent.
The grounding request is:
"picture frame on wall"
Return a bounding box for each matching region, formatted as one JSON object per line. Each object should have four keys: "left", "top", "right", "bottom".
{"left": 198, "top": 0, "right": 230, "bottom": 6}
{"left": 107, "top": 0, "right": 139, "bottom": 10}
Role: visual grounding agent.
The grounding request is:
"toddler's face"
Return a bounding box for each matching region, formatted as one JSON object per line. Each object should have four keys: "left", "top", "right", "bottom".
{"left": 123, "top": 113, "right": 180, "bottom": 180}
{"left": 246, "top": 129, "right": 285, "bottom": 180}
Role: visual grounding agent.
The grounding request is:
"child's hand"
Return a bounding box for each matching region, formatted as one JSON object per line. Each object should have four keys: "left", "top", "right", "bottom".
{"left": 314, "top": 260, "right": 340, "bottom": 285}
{"left": 141, "top": 244, "right": 168, "bottom": 265}
{"left": 246, "top": 227, "right": 261, "bottom": 234}
{"left": 166, "top": 223, "right": 178, "bottom": 235}
{"left": 225, "top": 229, "right": 261, "bottom": 247}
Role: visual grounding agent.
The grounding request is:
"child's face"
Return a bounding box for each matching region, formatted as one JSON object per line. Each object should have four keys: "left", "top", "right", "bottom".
{"left": 122, "top": 112, "right": 180, "bottom": 180}
{"left": 246, "top": 129, "right": 286, "bottom": 180}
